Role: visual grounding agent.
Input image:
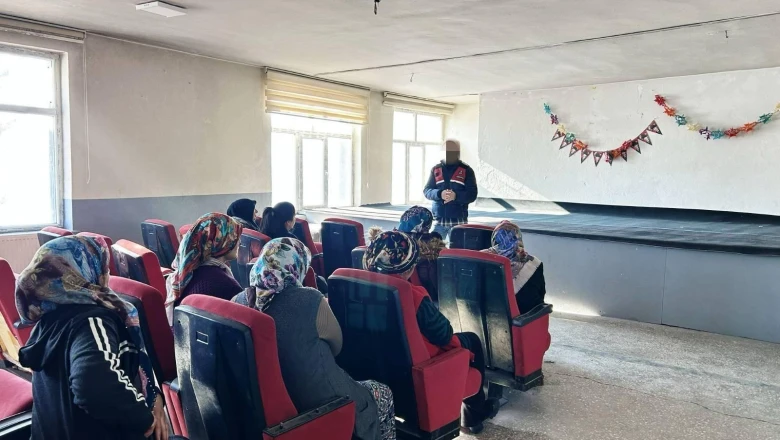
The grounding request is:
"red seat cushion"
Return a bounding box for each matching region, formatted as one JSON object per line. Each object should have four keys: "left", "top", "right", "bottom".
{"left": 109, "top": 276, "right": 176, "bottom": 382}
{"left": 112, "top": 240, "right": 168, "bottom": 298}
{"left": 41, "top": 226, "right": 73, "bottom": 236}
{"left": 178, "top": 224, "right": 193, "bottom": 238}
{"left": 0, "top": 258, "right": 32, "bottom": 346}
{"left": 0, "top": 369, "right": 32, "bottom": 418}
{"left": 180, "top": 295, "right": 298, "bottom": 426}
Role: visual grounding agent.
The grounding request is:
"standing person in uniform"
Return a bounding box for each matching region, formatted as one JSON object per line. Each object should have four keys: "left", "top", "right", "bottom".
{"left": 423, "top": 139, "right": 478, "bottom": 239}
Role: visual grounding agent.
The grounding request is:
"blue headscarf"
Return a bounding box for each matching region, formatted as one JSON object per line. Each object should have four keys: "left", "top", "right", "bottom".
{"left": 15, "top": 236, "right": 158, "bottom": 408}
{"left": 397, "top": 206, "right": 434, "bottom": 235}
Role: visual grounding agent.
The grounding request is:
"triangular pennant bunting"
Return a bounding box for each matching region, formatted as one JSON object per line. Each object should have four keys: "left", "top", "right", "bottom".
{"left": 605, "top": 153, "right": 614, "bottom": 165}
{"left": 551, "top": 129, "right": 565, "bottom": 141}
{"left": 621, "top": 149, "right": 628, "bottom": 161}
{"left": 593, "top": 151, "right": 603, "bottom": 166}
{"left": 630, "top": 139, "right": 642, "bottom": 153}
{"left": 646, "top": 120, "right": 662, "bottom": 135}
{"left": 638, "top": 131, "right": 652, "bottom": 145}
{"left": 560, "top": 138, "right": 573, "bottom": 149}
{"left": 580, "top": 149, "right": 592, "bottom": 163}
{"left": 569, "top": 145, "right": 578, "bottom": 157}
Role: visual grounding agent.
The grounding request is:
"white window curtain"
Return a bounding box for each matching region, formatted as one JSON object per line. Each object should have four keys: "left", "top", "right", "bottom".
{"left": 264, "top": 70, "right": 369, "bottom": 124}
{"left": 382, "top": 93, "right": 455, "bottom": 116}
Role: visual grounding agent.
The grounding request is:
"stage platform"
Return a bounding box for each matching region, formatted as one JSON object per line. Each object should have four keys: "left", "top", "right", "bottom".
{"left": 303, "top": 201, "right": 780, "bottom": 344}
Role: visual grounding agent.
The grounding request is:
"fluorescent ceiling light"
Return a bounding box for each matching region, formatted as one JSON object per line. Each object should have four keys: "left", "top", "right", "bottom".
{"left": 136, "top": 1, "right": 186, "bottom": 18}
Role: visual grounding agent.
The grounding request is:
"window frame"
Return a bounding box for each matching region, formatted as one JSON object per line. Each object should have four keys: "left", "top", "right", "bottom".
{"left": 391, "top": 110, "right": 445, "bottom": 205}
{"left": 271, "top": 121, "right": 354, "bottom": 209}
{"left": 0, "top": 44, "right": 64, "bottom": 234}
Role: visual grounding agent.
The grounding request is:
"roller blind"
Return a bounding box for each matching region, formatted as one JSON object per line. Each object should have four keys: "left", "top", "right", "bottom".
{"left": 264, "top": 70, "right": 369, "bottom": 124}
{"left": 382, "top": 93, "right": 455, "bottom": 116}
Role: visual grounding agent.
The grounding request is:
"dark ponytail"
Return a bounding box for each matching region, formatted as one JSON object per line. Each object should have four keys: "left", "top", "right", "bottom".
{"left": 258, "top": 202, "right": 297, "bottom": 239}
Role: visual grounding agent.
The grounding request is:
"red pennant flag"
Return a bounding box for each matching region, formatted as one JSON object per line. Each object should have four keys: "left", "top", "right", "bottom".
{"left": 593, "top": 151, "right": 603, "bottom": 166}
{"left": 551, "top": 129, "right": 565, "bottom": 141}
{"left": 580, "top": 149, "right": 592, "bottom": 163}
{"left": 605, "top": 153, "right": 614, "bottom": 165}
{"left": 646, "top": 120, "right": 662, "bottom": 135}
{"left": 638, "top": 131, "right": 652, "bottom": 145}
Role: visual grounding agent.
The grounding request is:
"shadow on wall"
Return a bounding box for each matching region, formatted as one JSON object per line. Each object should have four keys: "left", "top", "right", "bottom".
{"left": 476, "top": 161, "right": 570, "bottom": 215}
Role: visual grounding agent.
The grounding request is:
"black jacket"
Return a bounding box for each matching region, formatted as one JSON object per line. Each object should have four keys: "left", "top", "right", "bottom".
{"left": 19, "top": 305, "right": 153, "bottom": 440}
{"left": 423, "top": 161, "right": 478, "bottom": 222}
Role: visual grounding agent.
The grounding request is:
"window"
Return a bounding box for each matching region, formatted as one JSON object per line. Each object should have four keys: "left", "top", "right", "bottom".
{"left": 0, "top": 46, "right": 62, "bottom": 232}
{"left": 391, "top": 111, "right": 444, "bottom": 205}
{"left": 271, "top": 114, "right": 355, "bottom": 209}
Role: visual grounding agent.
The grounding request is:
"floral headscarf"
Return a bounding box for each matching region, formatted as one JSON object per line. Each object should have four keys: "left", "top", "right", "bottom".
{"left": 398, "top": 206, "right": 434, "bottom": 235}
{"left": 363, "top": 231, "right": 419, "bottom": 275}
{"left": 233, "top": 237, "right": 311, "bottom": 312}
{"left": 15, "top": 236, "right": 158, "bottom": 408}
{"left": 169, "top": 213, "right": 242, "bottom": 301}
{"left": 484, "top": 221, "right": 540, "bottom": 290}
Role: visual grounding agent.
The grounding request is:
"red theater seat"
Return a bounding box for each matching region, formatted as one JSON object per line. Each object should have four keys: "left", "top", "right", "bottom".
{"left": 141, "top": 219, "right": 180, "bottom": 269}
{"left": 0, "top": 258, "right": 32, "bottom": 348}
{"left": 0, "top": 368, "right": 32, "bottom": 439}
{"left": 293, "top": 218, "right": 324, "bottom": 276}
{"left": 174, "top": 295, "right": 355, "bottom": 440}
{"left": 111, "top": 240, "right": 167, "bottom": 299}
{"left": 449, "top": 224, "right": 495, "bottom": 251}
{"left": 328, "top": 269, "right": 480, "bottom": 439}
{"left": 77, "top": 232, "right": 117, "bottom": 275}
{"left": 233, "top": 230, "right": 272, "bottom": 289}
{"left": 438, "top": 249, "right": 552, "bottom": 391}
{"left": 108, "top": 277, "right": 183, "bottom": 435}
{"left": 37, "top": 226, "right": 73, "bottom": 246}
{"left": 321, "top": 218, "right": 365, "bottom": 277}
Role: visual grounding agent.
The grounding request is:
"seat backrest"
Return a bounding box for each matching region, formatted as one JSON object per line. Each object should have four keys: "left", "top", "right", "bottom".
{"left": 437, "top": 249, "right": 519, "bottom": 374}
{"left": 37, "top": 226, "right": 73, "bottom": 246}
{"left": 350, "top": 246, "right": 366, "bottom": 269}
{"left": 109, "top": 276, "right": 176, "bottom": 383}
{"left": 0, "top": 259, "right": 32, "bottom": 346}
{"left": 174, "top": 295, "right": 297, "bottom": 439}
{"left": 449, "top": 224, "right": 494, "bottom": 251}
{"left": 321, "top": 218, "right": 365, "bottom": 277}
{"left": 232, "top": 230, "right": 271, "bottom": 289}
{"left": 141, "top": 220, "right": 180, "bottom": 269}
{"left": 178, "top": 224, "right": 193, "bottom": 239}
{"left": 77, "top": 232, "right": 117, "bottom": 275}
{"left": 328, "top": 269, "right": 429, "bottom": 423}
{"left": 111, "top": 240, "right": 167, "bottom": 298}
{"left": 292, "top": 219, "right": 317, "bottom": 253}
{"left": 0, "top": 368, "right": 32, "bottom": 419}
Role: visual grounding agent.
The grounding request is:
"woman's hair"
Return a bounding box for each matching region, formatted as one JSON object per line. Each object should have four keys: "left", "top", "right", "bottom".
{"left": 227, "top": 198, "right": 257, "bottom": 227}
{"left": 259, "top": 201, "right": 297, "bottom": 238}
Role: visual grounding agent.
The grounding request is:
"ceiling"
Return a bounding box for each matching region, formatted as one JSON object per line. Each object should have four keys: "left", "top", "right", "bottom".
{"left": 2, "top": 0, "right": 780, "bottom": 98}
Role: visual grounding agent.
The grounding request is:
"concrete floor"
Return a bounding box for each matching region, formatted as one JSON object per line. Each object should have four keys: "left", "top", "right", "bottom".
{"left": 462, "top": 314, "right": 780, "bottom": 440}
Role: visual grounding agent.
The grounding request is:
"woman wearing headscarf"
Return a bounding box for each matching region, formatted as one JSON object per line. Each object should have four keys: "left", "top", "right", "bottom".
{"left": 484, "top": 221, "right": 546, "bottom": 313}
{"left": 16, "top": 236, "right": 167, "bottom": 440}
{"left": 165, "top": 212, "right": 243, "bottom": 321}
{"left": 233, "top": 237, "right": 395, "bottom": 440}
{"left": 227, "top": 198, "right": 260, "bottom": 231}
{"left": 363, "top": 231, "right": 499, "bottom": 435}
{"left": 396, "top": 206, "right": 446, "bottom": 300}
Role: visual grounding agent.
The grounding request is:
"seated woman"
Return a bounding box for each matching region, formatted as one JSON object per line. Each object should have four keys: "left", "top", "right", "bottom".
{"left": 166, "top": 212, "right": 243, "bottom": 320}
{"left": 227, "top": 198, "right": 261, "bottom": 231}
{"left": 396, "top": 206, "right": 446, "bottom": 301}
{"left": 233, "top": 238, "right": 395, "bottom": 440}
{"left": 484, "top": 221, "right": 546, "bottom": 313}
{"left": 364, "top": 231, "right": 499, "bottom": 434}
{"left": 16, "top": 236, "right": 167, "bottom": 440}
{"left": 258, "top": 201, "right": 298, "bottom": 240}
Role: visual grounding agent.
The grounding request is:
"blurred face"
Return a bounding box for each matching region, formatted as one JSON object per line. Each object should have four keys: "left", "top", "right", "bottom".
{"left": 286, "top": 210, "right": 296, "bottom": 233}
{"left": 254, "top": 208, "right": 260, "bottom": 222}
{"left": 444, "top": 140, "right": 461, "bottom": 165}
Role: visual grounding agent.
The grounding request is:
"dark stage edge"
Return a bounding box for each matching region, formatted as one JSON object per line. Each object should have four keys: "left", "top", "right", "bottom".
{"left": 305, "top": 201, "right": 780, "bottom": 256}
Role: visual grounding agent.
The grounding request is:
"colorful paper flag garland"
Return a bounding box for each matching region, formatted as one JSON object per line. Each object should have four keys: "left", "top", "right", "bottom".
{"left": 544, "top": 103, "right": 662, "bottom": 167}
{"left": 654, "top": 95, "right": 780, "bottom": 140}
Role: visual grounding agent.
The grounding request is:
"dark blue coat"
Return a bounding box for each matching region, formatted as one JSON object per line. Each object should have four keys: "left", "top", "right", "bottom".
{"left": 423, "top": 161, "right": 478, "bottom": 221}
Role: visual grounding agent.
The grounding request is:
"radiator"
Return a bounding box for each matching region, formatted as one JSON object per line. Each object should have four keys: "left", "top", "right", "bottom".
{"left": 0, "top": 233, "right": 39, "bottom": 273}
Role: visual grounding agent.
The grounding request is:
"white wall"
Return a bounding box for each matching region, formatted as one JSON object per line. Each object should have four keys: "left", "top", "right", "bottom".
{"left": 479, "top": 67, "right": 780, "bottom": 215}
{"left": 446, "top": 102, "right": 480, "bottom": 175}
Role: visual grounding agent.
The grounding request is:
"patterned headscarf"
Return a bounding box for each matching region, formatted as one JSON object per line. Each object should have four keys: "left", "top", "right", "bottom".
{"left": 15, "top": 236, "right": 157, "bottom": 408}
{"left": 169, "top": 212, "right": 242, "bottom": 301}
{"left": 234, "top": 237, "right": 311, "bottom": 312}
{"left": 363, "top": 231, "right": 419, "bottom": 275}
{"left": 398, "top": 206, "right": 434, "bottom": 235}
{"left": 485, "top": 221, "right": 537, "bottom": 278}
